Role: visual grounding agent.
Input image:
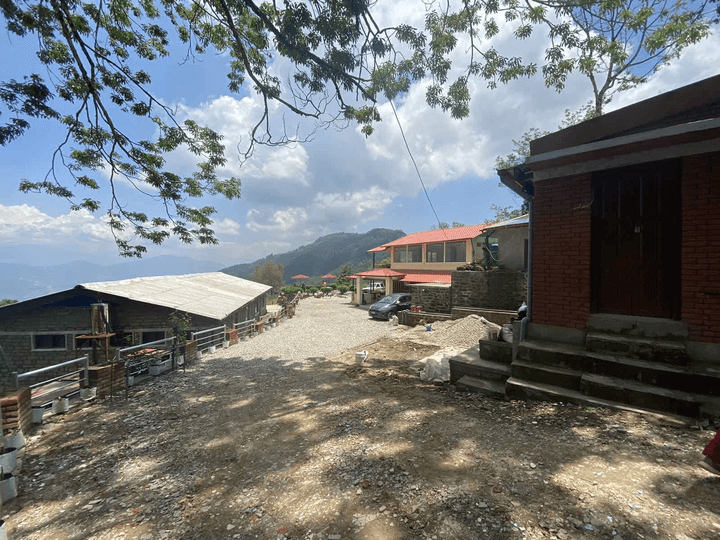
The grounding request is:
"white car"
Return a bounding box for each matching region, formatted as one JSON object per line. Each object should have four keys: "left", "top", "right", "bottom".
{"left": 362, "top": 282, "right": 386, "bottom": 293}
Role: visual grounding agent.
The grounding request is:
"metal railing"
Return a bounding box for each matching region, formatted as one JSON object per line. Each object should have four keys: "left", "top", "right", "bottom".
{"left": 117, "top": 337, "right": 176, "bottom": 392}
{"left": 233, "top": 319, "right": 255, "bottom": 338}
{"left": 13, "top": 355, "right": 89, "bottom": 407}
{"left": 191, "top": 325, "right": 226, "bottom": 354}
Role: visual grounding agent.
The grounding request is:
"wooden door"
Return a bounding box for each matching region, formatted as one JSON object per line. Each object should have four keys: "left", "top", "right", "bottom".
{"left": 591, "top": 159, "right": 682, "bottom": 318}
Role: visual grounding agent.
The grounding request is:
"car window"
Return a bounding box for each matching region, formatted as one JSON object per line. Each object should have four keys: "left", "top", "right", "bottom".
{"left": 400, "top": 295, "right": 410, "bottom": 302}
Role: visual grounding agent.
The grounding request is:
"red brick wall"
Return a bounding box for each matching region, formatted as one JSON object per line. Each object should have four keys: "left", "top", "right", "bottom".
{"left": 681, "top": 151, "right": 720, "bottom": 342}
{"left": 531, "top": 174, "right": 593, "bottom": 328}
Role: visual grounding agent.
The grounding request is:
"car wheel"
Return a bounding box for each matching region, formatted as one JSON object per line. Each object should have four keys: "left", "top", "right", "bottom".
{"left": 387, "top": 310, "right": 397, "bottom": 320}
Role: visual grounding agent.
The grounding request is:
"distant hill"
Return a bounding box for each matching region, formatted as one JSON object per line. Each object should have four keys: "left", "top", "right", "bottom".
{"left": 0, "top": 256, "right": 222, "bottom": 301}
{"left": 222, "top": 228, "right": 405, "bottom": 283}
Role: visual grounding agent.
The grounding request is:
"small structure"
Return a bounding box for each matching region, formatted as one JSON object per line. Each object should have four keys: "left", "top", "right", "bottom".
{"left": 356, "top": 220, "right": 529, "bottom": 316}
{"left": 493, "top": 75, "right": 720, "bottom": 419}
{"left": 0, "top": 272, "right": 271, "bottom": 391}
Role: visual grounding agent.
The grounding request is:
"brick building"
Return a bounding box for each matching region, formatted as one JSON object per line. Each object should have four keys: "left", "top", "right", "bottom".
{"left": 0, "top": 272, "right": 271, "bottom": 391}
{"left": 495, "top": 75, "right": 720, "bottom": 418}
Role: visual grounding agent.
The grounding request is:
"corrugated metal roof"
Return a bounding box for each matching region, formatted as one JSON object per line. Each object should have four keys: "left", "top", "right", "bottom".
{"left": 371, "top": 223, "right": 490, "bottom": 250}
{"left": 482, "top": 214, "right": 529, "bottom": 234}
{"left": 79, "top": 272, "right": 272, "bottom": 321}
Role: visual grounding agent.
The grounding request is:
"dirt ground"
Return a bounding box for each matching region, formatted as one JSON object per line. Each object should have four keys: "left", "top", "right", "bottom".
{"left": 5, "top": 319, "right": 720, "bottom": 540}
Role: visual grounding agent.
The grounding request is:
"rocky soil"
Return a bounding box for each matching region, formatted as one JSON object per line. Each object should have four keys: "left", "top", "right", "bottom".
{"left": 4, "top": 296, "right": 720, "bottom": 540}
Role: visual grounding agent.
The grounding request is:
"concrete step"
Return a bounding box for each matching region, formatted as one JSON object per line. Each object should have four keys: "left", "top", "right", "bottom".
{"left": 587, "top": 352, "right": 720, "bottom": 396}
{"left": 516, "top": 339, "right": 586, "bottom": 370}
{"left": 586, "top": 314, "right": 688, "bottom": 340}
{"left": 505, "top": 377, "right": 693, "bottom": 426}
{"left": 511, "top": 360, "right": 583, "bottom": 392}
{"left": 585, "top": 332, "right": 689, "bottom": 364}
{"left": 478, "top": 339, "right": 513, "bottom": 365}
{"left": 455, "top": 375, "right": 506, "bottom": 399}
{"left": 581, "top": 373, "right": 705, "bottom": 418}
{"left": 449, "top": 346, "right": 511, "bottom": 385}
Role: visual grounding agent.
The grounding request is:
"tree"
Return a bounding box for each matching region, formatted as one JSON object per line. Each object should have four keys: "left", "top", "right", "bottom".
{"left": 252, "top": 262, "right": 284, "bottom": 293}
{"left": 0, "top": 299, "right": 18, "bottom": 307}
{"left": 2, "top": 0, "right": 715, "bottom": 256}
{"left": 431, "top": 221, "right": 465, "bottom": 230}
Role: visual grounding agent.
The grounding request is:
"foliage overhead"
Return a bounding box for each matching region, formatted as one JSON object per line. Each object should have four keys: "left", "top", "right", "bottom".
{"left": 2, "top": 0, "right": 716, "bottom": 256}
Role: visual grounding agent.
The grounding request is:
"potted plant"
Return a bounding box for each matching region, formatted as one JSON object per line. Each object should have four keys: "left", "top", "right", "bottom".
{"left": 168, "top": 309, "right": 191, "bottom": 366}
{"left": 52, "top": 396, "right": 69, "bottom": 414}
{"left": 0, "top": 466, "right": 17, "bottom": 503}
{"left": 80, "top": 386, "right": 97, "bottom": 401}
{"left": 0, "top": 442, "right": 17, "bottom": 475}
{"left": 149, "top": 356, "right": 172, "bottom": 375}
{"left": 32, "top": 406, "right": 45, "bottom": 424}
{"left": 3, "top": 429, "right": 25, "bottom": 451}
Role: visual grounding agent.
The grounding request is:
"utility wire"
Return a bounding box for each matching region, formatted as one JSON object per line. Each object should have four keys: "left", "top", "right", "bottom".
{"left": 388, "top": 98, "right": 449, "bottom": 241}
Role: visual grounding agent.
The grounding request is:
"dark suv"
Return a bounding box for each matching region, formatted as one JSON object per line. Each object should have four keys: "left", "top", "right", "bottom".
{"left": 368, "top": 293, "right": 412, "bottom": 320}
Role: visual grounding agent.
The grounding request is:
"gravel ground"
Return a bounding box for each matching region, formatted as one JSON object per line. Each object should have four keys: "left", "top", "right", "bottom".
{"left": 213, "top": 295, "right": 402, "bottom": 363}
{"left": 5, "top": 295, "right": 720, "bottom": 540}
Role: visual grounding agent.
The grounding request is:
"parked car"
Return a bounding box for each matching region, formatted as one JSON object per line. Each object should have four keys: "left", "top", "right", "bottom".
{"left": 368, "top": 293, "right": 412, "bottom": 320}
{"left": 362, "top": 282, "right": 386, "bottom": 293}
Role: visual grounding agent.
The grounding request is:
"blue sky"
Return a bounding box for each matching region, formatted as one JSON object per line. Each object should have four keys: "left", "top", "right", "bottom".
{"left": 1, "top": 3, "right": 719, "bottom": 268}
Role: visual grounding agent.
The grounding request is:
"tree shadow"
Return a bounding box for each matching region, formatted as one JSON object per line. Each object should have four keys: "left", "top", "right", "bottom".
{"left": 6, "top": 343, "right": 720, "bottom": 540}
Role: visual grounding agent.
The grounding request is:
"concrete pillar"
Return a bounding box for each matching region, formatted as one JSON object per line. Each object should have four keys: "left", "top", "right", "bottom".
{"left": 354, "top": 278, "right": 362, "bottom": 305}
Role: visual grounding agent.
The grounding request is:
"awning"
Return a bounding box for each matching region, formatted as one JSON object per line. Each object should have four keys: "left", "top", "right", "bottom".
{"left": 400, "top": 272, "right": 452, "bottom": 284}
{"left": 356, "top": 268, "right": 406, "bottom": 278}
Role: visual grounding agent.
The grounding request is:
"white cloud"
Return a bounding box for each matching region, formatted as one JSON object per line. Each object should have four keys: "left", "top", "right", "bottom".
{"left": 0, "top": 204, "right": 114, "bottom": 244}
{"left": 213, "top": 218, "right": 242, "bottom": 236}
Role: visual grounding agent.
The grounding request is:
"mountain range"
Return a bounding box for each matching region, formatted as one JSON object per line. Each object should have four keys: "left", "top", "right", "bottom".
{"left": 0, "top": 228, "right": 405, "bottom": 301}
{"left": 222, "top": 228, "right": 404, "bottom": 282}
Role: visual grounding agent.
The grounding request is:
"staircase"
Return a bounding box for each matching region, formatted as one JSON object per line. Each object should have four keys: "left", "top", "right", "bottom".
{"left": 449, "top": 341, "right": 512, "bottom": 398}
{"left": 506, "top": 315, "right": 720, "bottom": 421}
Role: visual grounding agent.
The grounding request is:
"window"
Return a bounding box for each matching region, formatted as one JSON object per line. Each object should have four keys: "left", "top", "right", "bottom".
{"left": 426, "top": 243, "right": 444, "bottom": 263}
{"left": 393, "top": 247, "right": 407, "bottom": 263}
{"left": 33, "top": 334, "right": 66, "bottom": 350}
{"left": 446, "top": 241, "right": 466, "bottom": 262}
{"left": 141, "top": 331, "right": 165, "bottom": 344}
{"left": 407, "top": 245, "right": 422, "bottom": 262}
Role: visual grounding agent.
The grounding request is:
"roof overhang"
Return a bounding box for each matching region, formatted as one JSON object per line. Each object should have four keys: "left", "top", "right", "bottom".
{"left": 526, "top": 118, "right": 720, "bottom": 182}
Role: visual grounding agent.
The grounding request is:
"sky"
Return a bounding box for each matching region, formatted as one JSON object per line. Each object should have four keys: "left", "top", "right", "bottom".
{"left": 1, "top": 1, "right": 719, "bottom": 268}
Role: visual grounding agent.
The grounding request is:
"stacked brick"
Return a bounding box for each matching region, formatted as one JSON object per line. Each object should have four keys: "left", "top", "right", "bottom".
{"left": 226, "top": 329, "right": 239, "bottom": 346}
{"left": 184, "top": 340, "right": 197, "bottom": 365}
{"left": 1, "top": 387, "right": 31, "bottom": 434}
{"left": 88, "top": 364, "right": 127, "bottom": 398}
{"left": 681, "top": 151, "right": 720, "bottom": 342}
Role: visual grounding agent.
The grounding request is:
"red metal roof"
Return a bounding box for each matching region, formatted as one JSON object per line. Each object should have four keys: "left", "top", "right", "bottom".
{"left": 356, "top": 268, "right": 406, "bottom": 278}
{"left": 367, "top": 246, "right": 388, "bottom": 252}
{"left": 322, "top": 274, "right": 337, "bottom": 279}
{"left": 291, "top": 274, "right": 309, "bottom": 279}
{"left": 400, "top": 272, "right": 452, "bottom": 284}
{"left": 370, "top": 224, "right": 490, "bottom": 250}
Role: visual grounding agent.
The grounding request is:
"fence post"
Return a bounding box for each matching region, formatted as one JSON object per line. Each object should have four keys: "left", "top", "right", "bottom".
{"left": 83, "top": 355, "right": 89, "bottom": 388}
{"left": 12, "top": 371, "right": 18, "bottom": 391}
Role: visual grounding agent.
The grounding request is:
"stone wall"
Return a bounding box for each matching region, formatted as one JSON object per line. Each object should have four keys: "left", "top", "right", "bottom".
{"left": 409, "top": 285, "right": 452, "bottom": 314}
{"left": 1, "top": 387, "right": 31, "bottom": 434}
{"left": 451, "top": 307, "right": 516, "bottom": 326}
{"left": 451, "top": 270, "right": 527, "bottom": 311}
{"left": 398, "top": 311, "right": 452, "bottom": 326}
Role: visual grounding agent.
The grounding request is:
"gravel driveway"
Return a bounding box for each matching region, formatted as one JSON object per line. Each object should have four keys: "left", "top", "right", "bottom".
{"left": 214, "top": 295, "right": 401, "bottom": 363}
{"left": 5, "top": 295, "right": 720, "bottom": 540}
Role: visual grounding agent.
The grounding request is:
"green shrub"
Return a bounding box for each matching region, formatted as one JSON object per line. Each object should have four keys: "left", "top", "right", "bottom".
{"left": 308, "top": 286, "right": 319, "bottom": 293}
{"left": 337, "top": 285, "right": 350, "bottom": 294}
